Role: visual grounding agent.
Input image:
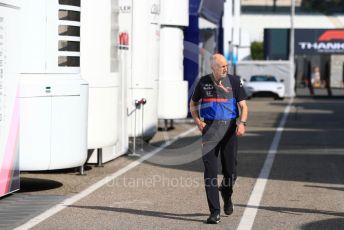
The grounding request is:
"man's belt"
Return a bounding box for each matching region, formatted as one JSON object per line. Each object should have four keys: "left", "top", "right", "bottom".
{"left": 204, "top": 119, "right": 236, "bottom": 125}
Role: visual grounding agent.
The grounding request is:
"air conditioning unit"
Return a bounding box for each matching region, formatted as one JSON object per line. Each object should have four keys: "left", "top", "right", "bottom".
{"left": 81, "top": 0, "right": 128, "bottom": 164}
{"left": 19, "top": 0, "right": 89, "bottom": 171}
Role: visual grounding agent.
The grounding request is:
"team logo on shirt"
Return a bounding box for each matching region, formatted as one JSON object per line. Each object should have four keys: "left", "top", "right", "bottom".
{"left": 202, "top": 84, "right": 214, "bottom": 97}
{"left": 203, "top": 84, "right": 214, "bottom": 90}
{"left": 206, "top": 91, "right": 213, "bottom": 97}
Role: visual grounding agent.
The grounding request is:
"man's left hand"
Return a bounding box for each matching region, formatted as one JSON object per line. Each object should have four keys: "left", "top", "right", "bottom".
{"left": 236, "top": 123, "right": 245, "bottom": 136}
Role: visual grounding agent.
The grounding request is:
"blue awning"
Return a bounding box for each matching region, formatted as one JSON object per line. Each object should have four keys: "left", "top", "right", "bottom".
{"left": 198, "top": 0, "right": 224, "bottom": 24}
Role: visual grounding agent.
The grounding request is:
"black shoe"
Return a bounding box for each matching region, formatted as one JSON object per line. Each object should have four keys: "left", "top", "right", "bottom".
{"left": 219, "top": 187, "right": 234, "bottom": 215}
{"left": 206, "top": 213, "right": 221, "bottom": 224}
{"left": 223, "top": 198, "right": 234, "bottom": 215}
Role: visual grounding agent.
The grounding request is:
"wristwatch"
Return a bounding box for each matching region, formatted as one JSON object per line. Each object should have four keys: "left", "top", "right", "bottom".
{"left": 239, "top": 120, "right": 247, "bottom": 126}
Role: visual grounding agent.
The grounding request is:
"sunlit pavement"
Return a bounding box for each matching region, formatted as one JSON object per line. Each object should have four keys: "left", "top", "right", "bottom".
{"left": 1, "top": 97, "right": 344, "bottom": 230}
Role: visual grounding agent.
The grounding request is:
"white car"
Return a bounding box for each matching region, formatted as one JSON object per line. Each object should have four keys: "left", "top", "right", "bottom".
{"left": 243, "top": 75, "right": 285, "bottom": 100}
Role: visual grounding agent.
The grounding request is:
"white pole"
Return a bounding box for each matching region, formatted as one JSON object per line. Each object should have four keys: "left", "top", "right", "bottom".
{"left": 233, "top": 0, "right": 240, "bottom": 59}
{"left": 289, "top": 0, "right": 296, "bottom": 97}
{"left": 223, "top": 0, "right": 233, "bottom": 61}
{"left": 232, "top": 0, "right": 241, "bottom": 75}
{"left": 233, "top": 0, "right": 240, "bottom": 47}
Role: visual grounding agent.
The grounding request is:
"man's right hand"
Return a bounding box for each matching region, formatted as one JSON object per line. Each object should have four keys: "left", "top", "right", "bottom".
{"left": 196, "top": 120, "right": 206, "bottom": 132}
{"left": 190, "top": 100, "right": 206, "bottom": 133}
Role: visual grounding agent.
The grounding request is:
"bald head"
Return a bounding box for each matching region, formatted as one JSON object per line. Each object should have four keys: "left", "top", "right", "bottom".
{"left": 211, "top": 53, "right": 228, "bottom": 80}
{"left": 211, "top": 54, "right": 227, "bottom": 67}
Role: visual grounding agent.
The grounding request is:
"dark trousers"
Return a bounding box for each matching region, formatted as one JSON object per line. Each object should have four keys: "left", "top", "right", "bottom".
{"left": 201, "top": 120, "right": 238, "bottom": 214}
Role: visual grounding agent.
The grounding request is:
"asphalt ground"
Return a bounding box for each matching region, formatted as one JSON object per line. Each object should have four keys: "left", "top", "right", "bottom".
{"left": 1, "top": 96, "right": 344, "bottom": 229}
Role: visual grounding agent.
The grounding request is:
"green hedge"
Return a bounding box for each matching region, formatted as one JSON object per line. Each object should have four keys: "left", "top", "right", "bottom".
{"left": 250, "top": 41, "right": 264, "bottom": 60}
{"left": 301, "top": 0, "right": 344, "bottom": 14}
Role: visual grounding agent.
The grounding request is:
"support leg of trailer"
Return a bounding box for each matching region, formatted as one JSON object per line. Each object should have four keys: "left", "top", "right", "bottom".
{"left": 128, "top": 107, "right": 141, "bottom": 157}
{"left": 170, "top": 119, "right": 175, "bottom": 130}
{"left": 165, "top": 119, "right": 169, "bottom": 131}
{"left": 96, "top": 148, "right": 104, "bottom": 167}
{"left": 77, "top": 165, "right": 86, "bottom": 176}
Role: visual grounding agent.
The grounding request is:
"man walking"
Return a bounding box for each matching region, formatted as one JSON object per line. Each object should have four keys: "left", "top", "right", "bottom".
{"left": 190, "top": 54, "right": 248, "bottom": 224}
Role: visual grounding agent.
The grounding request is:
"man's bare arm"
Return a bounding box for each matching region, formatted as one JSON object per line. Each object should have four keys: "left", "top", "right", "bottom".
{"left": 236, "top": 100, "right": 248, "bottom": 136}
{"left": 190, "top": 100, "right": 206, "bottom": 132}
{"left": 238, "top": 100, "right": 248, "bottom": 122}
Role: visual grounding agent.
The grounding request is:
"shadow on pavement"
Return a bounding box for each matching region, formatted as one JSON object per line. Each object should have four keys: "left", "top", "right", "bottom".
{"left": 18, "top": 177, "right": 63, "bottom": 193}
{"left": 304, "top": 185, "right": 344, "bottom": 192}
{"left": 70, "top": 205, "right": 207, "bottom": 223}
{"left": 236, "top": 204, "right": 344, "bottom": 218}
{"left": 301, "top": 218, "right": 344, "bottom": 230}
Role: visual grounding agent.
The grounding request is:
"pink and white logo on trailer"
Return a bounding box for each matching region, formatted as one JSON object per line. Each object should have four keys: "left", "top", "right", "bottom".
{"left": 0, "top": 0, "right": 21, "bottom": 197}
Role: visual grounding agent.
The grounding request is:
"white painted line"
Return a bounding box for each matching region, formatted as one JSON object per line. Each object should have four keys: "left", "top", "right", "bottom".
{"left": 237, "top": 98, "right": 294, "bottom": 230}
{"left": 15, "top": 126, "right": 198, "bottom": 230}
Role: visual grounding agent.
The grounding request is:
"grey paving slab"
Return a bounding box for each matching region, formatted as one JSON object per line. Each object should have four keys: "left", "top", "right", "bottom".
{"left": 0, "top": 194, "right": 67, "bottom": 230}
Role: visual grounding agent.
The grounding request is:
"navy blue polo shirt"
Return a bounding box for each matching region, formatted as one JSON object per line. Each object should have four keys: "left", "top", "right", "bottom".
{"left": 191, "top": 74, "right": 247, "bottom": 120}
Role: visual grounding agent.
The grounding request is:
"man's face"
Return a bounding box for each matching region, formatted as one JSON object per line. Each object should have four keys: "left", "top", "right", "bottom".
{"left": 213, "top": 62, "right": 228, "bottom": 79}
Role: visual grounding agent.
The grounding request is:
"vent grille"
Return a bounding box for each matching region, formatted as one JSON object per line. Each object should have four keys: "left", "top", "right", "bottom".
{"left": 59, "top": 0, "right": 80, "bottom": 7}
{"left": 58, "top": 0, "right": 80, "bottom": 67}
{"left": 58, "top": 56, "right": 80, "bottom": 67}
{"left": 111, "top": 0, "right": 119, "bottom": 72}
{"left": 59, "top": 10, "right": 80, "bottom": 21}
{"left": 59, "top": 25, "right": 80, "bottom": 36}
{"left": 58, "top": 41, "right": 80, "bottom": 52}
